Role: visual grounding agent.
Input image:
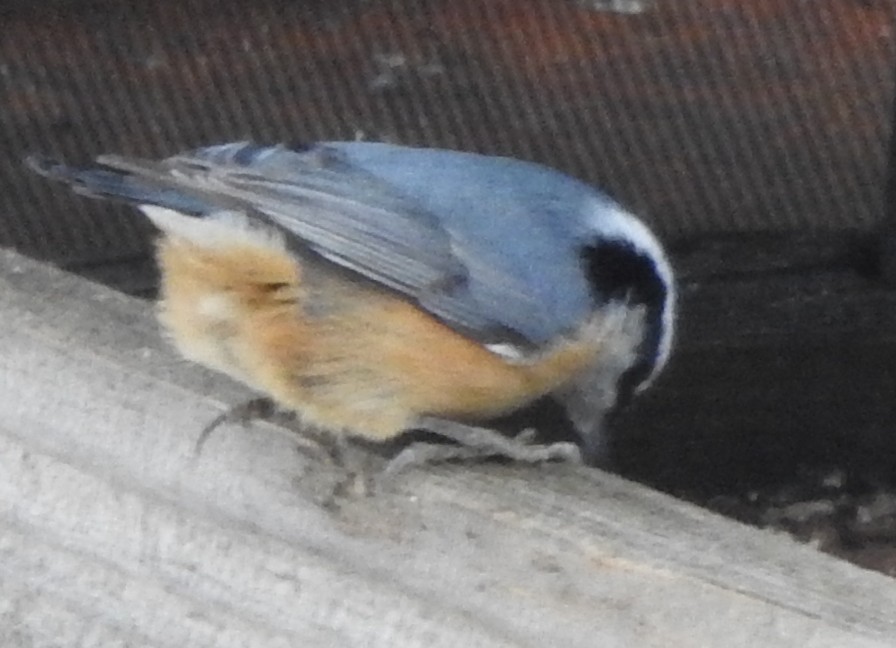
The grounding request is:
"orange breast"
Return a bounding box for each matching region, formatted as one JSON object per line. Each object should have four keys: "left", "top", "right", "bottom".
{"left": 155, "top": 235, "right": 602, "bottom": 440}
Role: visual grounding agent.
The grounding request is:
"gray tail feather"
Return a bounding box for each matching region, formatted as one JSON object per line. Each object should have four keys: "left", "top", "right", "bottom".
{"left": 25, "top": 154, "right": 212, "bottom": 215}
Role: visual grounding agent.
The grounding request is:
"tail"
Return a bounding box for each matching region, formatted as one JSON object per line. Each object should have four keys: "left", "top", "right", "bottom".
{"left": 25, "top": 154, "right": 213, "bottom": 215}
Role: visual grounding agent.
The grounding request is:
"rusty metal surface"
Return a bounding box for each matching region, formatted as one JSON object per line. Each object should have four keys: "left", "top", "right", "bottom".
{"left": 1, "top": 0, "right": 894, "bottom": 286}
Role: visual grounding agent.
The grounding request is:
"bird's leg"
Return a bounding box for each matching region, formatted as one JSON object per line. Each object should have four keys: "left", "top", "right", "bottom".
{"left": 193, "top": 397, "right": 343, "bottom": 464}
{"left": 382, "top": 417, "right": 582, "bottom": 477}
{"left": 194, "top": 397, "right": 280, "bottom": 456}
{"left": 194, "top": 399, "right": 375, "bottom": 501}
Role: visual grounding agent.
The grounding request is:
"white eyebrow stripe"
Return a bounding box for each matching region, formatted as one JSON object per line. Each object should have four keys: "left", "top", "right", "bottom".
{"left": 584, "top": 200, "right": 676, "bottom": 381}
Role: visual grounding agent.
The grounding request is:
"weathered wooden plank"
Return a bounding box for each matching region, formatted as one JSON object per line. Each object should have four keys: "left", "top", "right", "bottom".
{"left": 1, "top": 247, "right": 896, "bottom": 648}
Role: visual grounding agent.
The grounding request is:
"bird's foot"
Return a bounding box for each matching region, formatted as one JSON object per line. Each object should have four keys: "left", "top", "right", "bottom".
{"left": 382, "top": 417, "right": 581, "bottom": 478}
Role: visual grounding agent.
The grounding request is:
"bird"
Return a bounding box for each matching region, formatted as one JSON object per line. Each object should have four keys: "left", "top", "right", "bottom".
{"left": 26, "top": 141, "right": 675, "bottom": 470}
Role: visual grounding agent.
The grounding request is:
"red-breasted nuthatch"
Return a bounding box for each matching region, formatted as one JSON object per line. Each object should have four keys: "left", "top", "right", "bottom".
{"left": 27, "top": 142, "right": 674, "bottom": 467}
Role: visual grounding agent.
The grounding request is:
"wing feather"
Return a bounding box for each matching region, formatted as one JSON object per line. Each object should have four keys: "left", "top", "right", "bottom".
{"left": 97, "top": 144, "right": 520, "bottom": 342}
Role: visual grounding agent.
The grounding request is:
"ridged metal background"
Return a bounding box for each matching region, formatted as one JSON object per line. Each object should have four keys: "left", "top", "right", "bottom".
{"left": 1, "top": 0, "right": 894, "bottom": 288}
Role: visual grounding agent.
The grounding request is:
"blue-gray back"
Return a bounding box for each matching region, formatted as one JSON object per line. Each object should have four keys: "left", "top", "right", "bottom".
{"left": 33, "top": 142, "right": 631, "bottom": 349}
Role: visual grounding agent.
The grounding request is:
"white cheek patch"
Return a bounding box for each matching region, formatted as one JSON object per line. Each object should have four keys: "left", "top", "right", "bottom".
{"left": 140, "top": 205, "right": 286, "bottom": 253}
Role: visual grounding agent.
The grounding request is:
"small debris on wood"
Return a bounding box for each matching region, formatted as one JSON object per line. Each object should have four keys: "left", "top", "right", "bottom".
{"left": 706, "top": 467, "right": 896, "bottom": 578}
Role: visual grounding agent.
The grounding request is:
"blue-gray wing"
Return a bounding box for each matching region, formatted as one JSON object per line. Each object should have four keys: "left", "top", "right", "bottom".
{"left": 93, "top": 143, "right": 531, "bottom": 345}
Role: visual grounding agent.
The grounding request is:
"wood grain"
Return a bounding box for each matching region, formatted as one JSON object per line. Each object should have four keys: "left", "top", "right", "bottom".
{"left": 1, "top": 247, "right": 895, "bottom": 647}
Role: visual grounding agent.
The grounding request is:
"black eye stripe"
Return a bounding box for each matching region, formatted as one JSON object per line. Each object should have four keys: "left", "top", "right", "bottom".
{"left": 581, "top": 239, "right": 667, "bottom": 308}
{"left": 581, "top": 240, "right": 668, "bottom": 405}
